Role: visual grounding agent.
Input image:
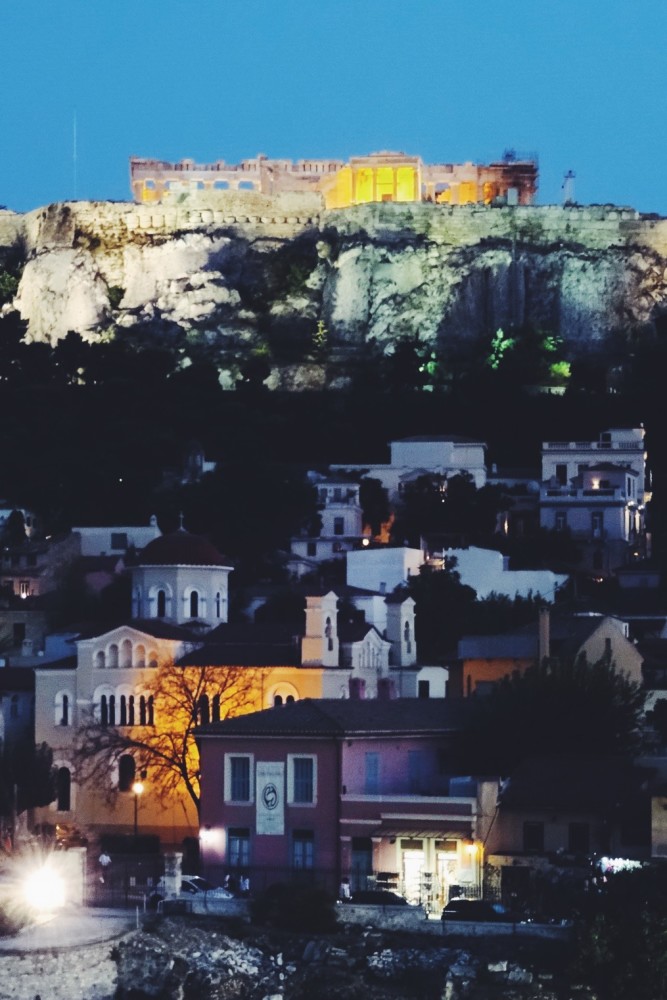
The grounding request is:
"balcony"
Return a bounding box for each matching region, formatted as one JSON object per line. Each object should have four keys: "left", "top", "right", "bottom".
{"left": 544, "top": 440, "right": 643, "bottom": 452}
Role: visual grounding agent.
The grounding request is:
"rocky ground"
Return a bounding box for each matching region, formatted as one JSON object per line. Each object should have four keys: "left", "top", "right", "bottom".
{"left": 112, "top": 915, "right": 591, "bottom": 1000}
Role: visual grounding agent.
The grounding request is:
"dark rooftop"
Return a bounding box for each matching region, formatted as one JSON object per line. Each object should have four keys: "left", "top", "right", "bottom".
{"left": 197, "top": 696, "right": 470, "bottom": 739}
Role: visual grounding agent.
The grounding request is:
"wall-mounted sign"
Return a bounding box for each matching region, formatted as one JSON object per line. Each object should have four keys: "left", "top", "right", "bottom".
{"left": 256, "top": 761, "right": 284, "bottom": 835}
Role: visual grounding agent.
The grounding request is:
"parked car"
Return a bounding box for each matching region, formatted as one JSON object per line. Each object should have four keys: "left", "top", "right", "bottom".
{"left": 148, "top": 875, "right": 233, "bottom": 909}
{"left": 350, "top": 889, "right": 410, "bottom": 906}
{"left": 441, "top": 898, "right": 511, "bottom": 921}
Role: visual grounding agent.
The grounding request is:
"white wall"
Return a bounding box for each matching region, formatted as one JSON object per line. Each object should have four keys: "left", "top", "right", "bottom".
{"left": 346, "top": 547, "right": 424, "bottom": 594}
{"left": 73, "top": 519, "right": 161, "bottom": 556}
{"left": 445, "top": 546, "right": 568, "bottom": 601}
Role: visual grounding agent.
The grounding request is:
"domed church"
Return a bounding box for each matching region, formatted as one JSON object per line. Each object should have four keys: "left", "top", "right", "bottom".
{"left": 131, "top": 527, "right": 233, "bottom": 630}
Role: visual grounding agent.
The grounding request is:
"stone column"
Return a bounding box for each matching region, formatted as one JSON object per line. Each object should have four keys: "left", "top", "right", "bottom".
{"left": 163, "top": 851, "right": 183, "bottom": 898}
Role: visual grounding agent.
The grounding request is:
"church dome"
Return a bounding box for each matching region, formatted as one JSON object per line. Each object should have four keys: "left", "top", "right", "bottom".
{"left": 140, "top": 529, "right": 230, "bottom": 567}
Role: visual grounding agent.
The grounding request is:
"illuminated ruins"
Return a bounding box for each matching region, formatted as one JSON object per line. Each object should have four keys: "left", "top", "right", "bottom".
{"left": 129, "top": 150, "right": 538, "bottom": 209}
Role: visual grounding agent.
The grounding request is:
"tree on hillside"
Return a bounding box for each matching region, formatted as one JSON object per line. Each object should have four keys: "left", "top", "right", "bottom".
{"left": 572, "top": 865, "right": 667, "bottom": 1000}
{"left": 404, "top": 563, "right": 478, "bottom": 662}
{"left": 165, "top": 462, "right": 320, "bottom": 585}
{"left": 451, "top": 653, "right": 644, "bottom": 774}
{"left": 73, "top": 660, "right": 261, "bottom": 816}
{"left": 1, "top": 509, "right": 27, "bottom": 546}
{"left": 390, "top": 472, "right": 506, "bottom": 548}
{"left": 359, "top": 477, "right": 391, "bottom": 538}
{"left": 0, "top": 741, "right": 56, "bottom": 822}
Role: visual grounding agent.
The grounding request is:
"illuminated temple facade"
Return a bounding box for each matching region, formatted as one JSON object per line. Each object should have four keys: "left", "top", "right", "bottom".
{"left": 130, "top": 150, "right": 538, "bottom": 209}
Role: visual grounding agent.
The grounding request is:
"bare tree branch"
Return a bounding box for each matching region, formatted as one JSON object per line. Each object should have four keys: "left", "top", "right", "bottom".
{"left": 73, "top": 659, "right": 261, "bottom": 815}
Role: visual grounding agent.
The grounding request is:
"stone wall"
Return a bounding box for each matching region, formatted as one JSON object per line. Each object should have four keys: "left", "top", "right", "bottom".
{"left": 14, "top": 199, "right": 667, "bottom": 254}
{"left": 0, "top": 937, "right": 121, "bottom": 1000}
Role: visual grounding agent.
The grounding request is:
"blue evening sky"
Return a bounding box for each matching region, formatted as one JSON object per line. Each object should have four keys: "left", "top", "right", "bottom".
{"left": 1, "top": 0, "right": 665, "bottom": 215}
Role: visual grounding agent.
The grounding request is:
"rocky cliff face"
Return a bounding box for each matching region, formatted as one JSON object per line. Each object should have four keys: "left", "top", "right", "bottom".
{"left": 2, "top": 195, "right": 667, "bottom": 388}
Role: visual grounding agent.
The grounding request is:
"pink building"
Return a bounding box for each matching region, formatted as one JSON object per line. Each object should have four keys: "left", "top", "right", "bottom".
{"left": 197, "top": 698, "right": 498, "bottom": 910}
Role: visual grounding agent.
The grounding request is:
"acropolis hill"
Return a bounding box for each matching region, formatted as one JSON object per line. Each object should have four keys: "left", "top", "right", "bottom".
{"left": 2, "top": 181, "right": 667, "bottom": 390}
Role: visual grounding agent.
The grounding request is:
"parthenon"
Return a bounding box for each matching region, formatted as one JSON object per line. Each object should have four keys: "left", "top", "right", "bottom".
{"left": 129, "top": 150, "right": 538, "bottom": 209}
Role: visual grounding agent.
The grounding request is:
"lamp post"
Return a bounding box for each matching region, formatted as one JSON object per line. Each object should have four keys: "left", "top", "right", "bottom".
{"left": 132, "top": 780, "right": 144, "bottom": 838}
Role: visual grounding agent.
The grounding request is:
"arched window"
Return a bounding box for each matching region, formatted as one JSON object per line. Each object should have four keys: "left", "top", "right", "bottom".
{"left": 212, "top": 694, "right": 220, "bottom": 722}
{"left": 118, "top": 755, "right": 136, "bottom": 793}
{"left": 119, "top": 695, "right": 127, "bottom": 726}
{"left": 55, "top": 692, "right": 70, "bottom": 726}
{"left": 94, "top": 650, "right": 105, "bottom": 669}
{"left": 100, "top": 695, "right": 109, "bottom": 727}
{"left": 128, "top": 694, "right": 135, "bottom": 726}
{"left": 108, "top": 694, "right": 116, "bottom": 726}
{"left": 190, "top": 591, "right": 199, "bottom": 618}
{"left": 56, "top": 767, "right": 71, "bottom": 811}
{"left": 267, "top": 683, "right": 298, "bottom": 709}
{"left": 139, "top": 695, "right": 147, "bottom": 726}
{"left": 134, "top": 645, "right": 146, "bottom": 668}
{"left": 215, "top": 592, "right": 222, "bottom": 618}
{"left": 147, "top": 695, "right": 154, "bottom": 726}
{"left": 120, "top": 639, "right": 132, "bottom": 668}
{"left": 404, "top": 621, "right": 412, "bottom": 653}
{"left": 108, "top": 644, "right": 119, "bottom": 669}
{"left": 148, "top": 650, "right": 158, "bottom": 668}
{"left": 198, "top": 694, "right": 210, "bottom": 725}
{"left": 325, "top": 617, "right": 333, "bottom": 651}
{"left": 157, "top": 590, "right": 166, "bottom": 618}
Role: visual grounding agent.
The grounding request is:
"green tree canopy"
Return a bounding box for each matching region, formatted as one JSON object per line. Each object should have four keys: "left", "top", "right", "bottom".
{"left": 391, "top": 472, "right": 507, "bottom": 548}
{"left": 572, "top": 865, "right": 667, "bottom": 1000}
{"left": 451, "top": 653, "right": 644, "bottom": 774}
{"left": 0, "top": 741, "right": 56, "bottom": 817}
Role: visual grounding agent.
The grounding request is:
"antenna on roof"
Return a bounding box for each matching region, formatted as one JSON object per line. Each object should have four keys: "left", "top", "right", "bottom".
{"left": 73, "top": 110, "right": 78, "bottom": 200}
{"left": 562, "top": 170, "right": 576, "bottom": 206}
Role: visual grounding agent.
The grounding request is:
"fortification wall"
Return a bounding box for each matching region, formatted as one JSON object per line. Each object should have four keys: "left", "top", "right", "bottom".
{"left": 12, "top": 198, "right": 667, "bottom": 257}
{"left": 327, "top": 202, "right": 667, "bottom": 254}
{"left": 21, "top": 191, "right": 324, "bottom": 252}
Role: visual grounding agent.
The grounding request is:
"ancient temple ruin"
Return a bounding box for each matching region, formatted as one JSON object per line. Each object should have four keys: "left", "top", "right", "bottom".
{"left": 129, "top": 150, "right": 538, "bottom": 209}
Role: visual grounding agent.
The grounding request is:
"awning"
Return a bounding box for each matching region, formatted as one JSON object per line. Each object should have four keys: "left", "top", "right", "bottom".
{"left": 372, "top": 819, "right": 472, "bottom": 839}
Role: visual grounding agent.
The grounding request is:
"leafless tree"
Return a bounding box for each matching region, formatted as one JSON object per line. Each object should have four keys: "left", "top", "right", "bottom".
{"left": 73, "top": 660, "right": 261, "bottom": 816}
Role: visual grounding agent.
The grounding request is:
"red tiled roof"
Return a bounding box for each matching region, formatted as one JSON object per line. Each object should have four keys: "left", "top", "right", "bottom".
{"left": 140, "top": 530, "right": 231, "bottom": 567}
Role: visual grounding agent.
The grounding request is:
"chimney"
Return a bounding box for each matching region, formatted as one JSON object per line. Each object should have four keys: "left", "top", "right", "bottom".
{"left": 538, "top": 607, "right": 550, "bottom": 663}
{"left": 377, "top": 677, "right": 394, "bottom": 700}
{"left": 349, "top": 677, "right": 365, "bottom": 700}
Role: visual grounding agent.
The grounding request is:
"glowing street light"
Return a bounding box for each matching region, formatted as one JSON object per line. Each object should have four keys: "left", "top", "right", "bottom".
{"left": 22, "top": 862, "right": 66, "bottom": 914}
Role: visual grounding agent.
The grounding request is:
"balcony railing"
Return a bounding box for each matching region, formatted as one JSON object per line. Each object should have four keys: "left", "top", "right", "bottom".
{"left": 544, "top": 441, "right": 643, "bottom": 451}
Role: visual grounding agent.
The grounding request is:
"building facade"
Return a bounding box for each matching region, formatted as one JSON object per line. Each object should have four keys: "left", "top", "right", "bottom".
{"left": 540, "top": 427, "right": 650, "bottom": 575}
{"left": 197, "top": 698, "right": 498, "bottom": 910}
{"left": 130, "top": 152, "right": 538, "bottom": 210}
{"left": 33, "top": 533, "right": 420, "bottom": 847}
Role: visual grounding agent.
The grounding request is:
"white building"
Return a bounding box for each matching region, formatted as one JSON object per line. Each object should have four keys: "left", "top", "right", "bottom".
{"left": 72, "top": 516, "right": 162, "bottom": 557}
{"left": 540, "top": 428, "right": 649, "bottom": 574}
{"left": 442, "top": 546, "right": 568, "bottom": 601}
{"left": 541, "top": 427, "right": 649, "bottom": 502}
{"left": 288, "top": 474, "right": 365, "bottom": 577}
{"left": 346, "top": 546, "right": 425, "bottom": 595}
{"left": 333, "top": 435, "right": 488, "bottom": 503}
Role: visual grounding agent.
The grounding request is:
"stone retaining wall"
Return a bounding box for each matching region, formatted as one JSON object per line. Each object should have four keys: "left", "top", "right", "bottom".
{"left": 12, "top": 199, "right": 667, "bottom": 255}
{"left": 0, "top": 936, "right": 125, "bottom": 1000}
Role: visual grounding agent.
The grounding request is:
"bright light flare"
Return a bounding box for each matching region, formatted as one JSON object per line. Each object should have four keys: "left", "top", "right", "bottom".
{"left": 22, "top": 864, "right": 66, "bottom": 913}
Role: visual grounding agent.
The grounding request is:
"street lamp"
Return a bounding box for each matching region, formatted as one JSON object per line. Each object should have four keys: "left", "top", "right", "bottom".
{"left": 132, "top": 780, "right": 144, "bottom": 838}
